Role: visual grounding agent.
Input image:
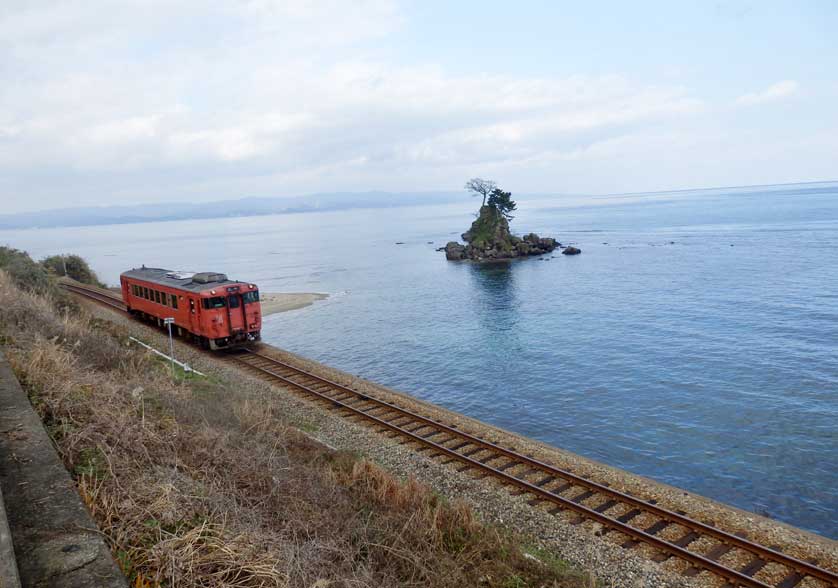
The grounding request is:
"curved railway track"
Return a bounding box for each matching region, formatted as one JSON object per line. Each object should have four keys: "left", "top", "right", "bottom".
{"left": 63, "top": 282, "right": 838, "bottom": 588}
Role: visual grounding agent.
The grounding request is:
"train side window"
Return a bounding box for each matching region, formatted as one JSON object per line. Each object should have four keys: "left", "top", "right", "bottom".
{"left": 154, "top": 290, "right": 160, "bottom": 304}
{"left": 161, "top": 292, "right": 167, "bottom": 305}
{"left": 143, "top": 287, "right": 149, "bottom": 299}
{"left": 172, "top": 296, "right": 178, "bottom": 309}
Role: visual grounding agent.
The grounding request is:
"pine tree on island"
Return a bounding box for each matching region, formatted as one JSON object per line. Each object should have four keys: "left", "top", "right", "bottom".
{"left": 443, "top": 178, "right": 580, "bottom": 261}
{"left": 487, "top": 188, "right": 517, "bottom": 221}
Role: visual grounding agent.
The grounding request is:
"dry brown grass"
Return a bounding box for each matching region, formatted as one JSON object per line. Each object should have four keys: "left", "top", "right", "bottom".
{"left": 0, "top": 271, "right": 591, "bottom": 588}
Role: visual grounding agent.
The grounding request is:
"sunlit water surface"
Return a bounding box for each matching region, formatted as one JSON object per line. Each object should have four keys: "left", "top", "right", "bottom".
{"left": 3, "top": 183, "right": 836, "bottom": 538}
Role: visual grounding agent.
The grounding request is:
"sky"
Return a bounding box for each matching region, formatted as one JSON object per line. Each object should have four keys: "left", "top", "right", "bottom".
{"left": 1, "top": 0, "right": 836, "bottom": 214}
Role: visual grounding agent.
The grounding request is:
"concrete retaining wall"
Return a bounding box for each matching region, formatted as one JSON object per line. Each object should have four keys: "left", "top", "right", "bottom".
{"left": 0, "top": 482, "right": 21, "bottom": 588}
{"left": 0, "top": 350, "right": 126, "bottom": 588}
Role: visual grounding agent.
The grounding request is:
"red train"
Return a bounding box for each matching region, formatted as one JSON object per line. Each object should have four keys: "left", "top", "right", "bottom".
{"left": 120, "top": 266, "right": 261, "bottom": 350}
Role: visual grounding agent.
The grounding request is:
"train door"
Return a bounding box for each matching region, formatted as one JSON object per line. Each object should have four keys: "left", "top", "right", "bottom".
{"left": 227, "top": 293, "right": 245, "bottom": 333}
{"left": 188, "top": 297, "right": 198, "bottom": 333}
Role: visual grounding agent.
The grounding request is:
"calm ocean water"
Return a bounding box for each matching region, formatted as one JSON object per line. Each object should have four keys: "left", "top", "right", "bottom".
{"left": 3, "top": 183, "right": 837, "bottom": 538}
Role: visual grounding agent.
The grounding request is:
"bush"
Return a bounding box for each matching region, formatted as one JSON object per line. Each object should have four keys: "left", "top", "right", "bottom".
{"left": 0, "top": 246, "right": 56, "bottom": 295}
{"left": 41, "top": 254, "right": 105, "bottom": 287}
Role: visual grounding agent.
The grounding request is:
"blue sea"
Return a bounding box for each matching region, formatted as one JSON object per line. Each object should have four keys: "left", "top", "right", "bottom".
{"left": 3, "top": 182, "right": 836, "bottom": 538}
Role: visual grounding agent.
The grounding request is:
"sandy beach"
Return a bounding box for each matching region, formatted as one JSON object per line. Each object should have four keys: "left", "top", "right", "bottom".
{"left": 260, "top": 292, "right": 328, "bottom": 315}
{"left": 109, "top": 287, "right": 328, "bottom": 316}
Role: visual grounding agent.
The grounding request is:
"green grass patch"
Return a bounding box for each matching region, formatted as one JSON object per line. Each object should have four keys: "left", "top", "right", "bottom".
{"left": 74, "top": 446, "right": 109, "bottom": 479}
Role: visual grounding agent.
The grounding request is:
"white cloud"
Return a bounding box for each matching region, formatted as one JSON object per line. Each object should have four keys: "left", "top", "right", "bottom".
{"left": 4, "top": 1, "right": 823, "bottom": 212}
{"left": 735, "top": 80, "right": 799, "bottom": 106}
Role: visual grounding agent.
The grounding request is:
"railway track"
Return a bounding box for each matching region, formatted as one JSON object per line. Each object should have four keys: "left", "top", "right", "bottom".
{"left": 63, "top": 282, "right": 838, "bottom": 588}
{"left": 61, "top": 282, "right": 127, "bottom": 310}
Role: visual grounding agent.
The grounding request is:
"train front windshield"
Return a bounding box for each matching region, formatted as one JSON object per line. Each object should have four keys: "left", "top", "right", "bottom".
{"left": 203, "top": 296, "right": 226, "bottom": 309}
{"left": 243, "top": 291, "right": 259, "bottom": 304}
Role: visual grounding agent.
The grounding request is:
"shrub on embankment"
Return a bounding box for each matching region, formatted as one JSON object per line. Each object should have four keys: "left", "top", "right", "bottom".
{"left": 0, "top": 269, "right": 589, "bottom": 588}
{"left": 0, "top": 247, "right": 104, "bottom": 294}
{"left": 0, "top": 246, "right": 58, "bottom": 296}
{"left": 41, "top": 253, "right": 106, "bottom": 288}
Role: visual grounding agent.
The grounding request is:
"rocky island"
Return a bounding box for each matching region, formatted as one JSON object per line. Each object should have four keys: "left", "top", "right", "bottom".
{"left": 443, "top": 178, "right": 580, "bottom": 261}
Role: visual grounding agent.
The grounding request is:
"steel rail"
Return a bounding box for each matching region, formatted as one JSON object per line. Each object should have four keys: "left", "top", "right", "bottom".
{"left": 238, "top": 349, "right": 838, "bottom": 588}
{"left": 61, "top": 283, "right": 126, "bottom": 310}
{"left": 59, "top": 284, "right": 837, "bottom": 588}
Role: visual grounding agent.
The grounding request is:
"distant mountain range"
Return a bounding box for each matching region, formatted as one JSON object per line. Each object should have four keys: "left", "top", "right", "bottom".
{"left": 3, "top": 180, "right": 834, "bottom": 231}
{"left": 0, "top": 192, "right": 467, "bottom": 230}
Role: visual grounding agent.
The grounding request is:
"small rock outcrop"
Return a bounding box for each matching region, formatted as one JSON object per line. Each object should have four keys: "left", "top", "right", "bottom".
{"left": 562, "top": 246, "right": 581, "bottom": 255}
{"left": 444, "top": 241, "right": 467, "bottom": 260}
{"left": 443, "top": 206, "right": 563, "bottom": 262}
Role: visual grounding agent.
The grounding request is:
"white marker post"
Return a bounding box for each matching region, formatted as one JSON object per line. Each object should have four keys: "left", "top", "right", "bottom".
{"left": 164, "top": 317, "right": 176, "bottom": 378}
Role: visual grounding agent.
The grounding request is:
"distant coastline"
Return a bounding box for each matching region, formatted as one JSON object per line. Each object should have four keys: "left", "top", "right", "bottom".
{"left": 3, "top": 180, "right": 834, "bottom": 232}
{"left": 0, "top": 191, "right": 464, "bottom": 231}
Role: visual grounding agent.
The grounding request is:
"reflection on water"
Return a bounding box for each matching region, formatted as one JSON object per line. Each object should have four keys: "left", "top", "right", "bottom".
{"left": 467, "top": 262, "right": 517, "bottom": 320}
{"left": 466, "top": 261, "right": 523, "bottom": 362}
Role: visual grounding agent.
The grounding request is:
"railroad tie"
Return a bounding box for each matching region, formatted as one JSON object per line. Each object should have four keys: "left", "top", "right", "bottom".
{"left": 643, "top": 520, "right": 670, "bottom": 535}
{"left": 616, "top": 508, "right": 642, "bottom": 524}
{"left": 570, "top": 489, "right": 596, "bottom": 504}
{"left": 448, "top": 441, "right": 471, "bottom": 451}
{"left": 496, "top": 460, "right": 519, "bottom": 472}
{"left": 683, "top": 543, "right": 733, "bottom": 576}
{"left": 549, "top": 481, "right": 574, "bottom": 495}
{"left": 593, "top": 499, "right": 619, "bottom": 514}
{"left": 739, "top": 557, "right": 767, "bottom": 578}
{"left": 479, "top": 453, "right": 504, "bottom": 465}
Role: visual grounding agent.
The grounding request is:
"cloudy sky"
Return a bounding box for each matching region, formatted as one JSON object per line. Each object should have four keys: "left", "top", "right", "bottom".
{"left": 1, "top": 0, "right": 836, "bottom": 213}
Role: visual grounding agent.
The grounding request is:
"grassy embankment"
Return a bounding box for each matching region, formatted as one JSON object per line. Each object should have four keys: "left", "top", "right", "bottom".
{"left": 0, "top": 249, "right": 593, "bottom": 587}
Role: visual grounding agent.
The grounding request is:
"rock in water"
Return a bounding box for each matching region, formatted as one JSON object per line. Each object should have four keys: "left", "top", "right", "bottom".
{"left": 562, "top": 246, "right": 581, "bottom": 255}
{"left": 444, "top": 205, "right": 562, "bottom": 262}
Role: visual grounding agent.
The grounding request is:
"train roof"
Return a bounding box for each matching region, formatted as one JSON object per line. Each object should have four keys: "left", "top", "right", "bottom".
{"left": 121, "top": 267, "right": 249, "bottom": 293}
